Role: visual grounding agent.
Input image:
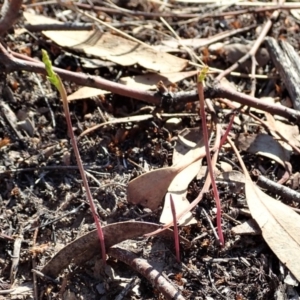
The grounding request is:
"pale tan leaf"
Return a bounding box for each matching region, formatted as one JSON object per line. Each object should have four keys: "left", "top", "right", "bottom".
{"left": 160, "top": 192, "right": 196, "bottom": 226}
{"left": 236, "top": 133, "right": 290, "bottom": 167}
{"left": 275, "top": 122, "right": 300, "bottom": 148}
{"left": 174, "top": 127, "right": 201, "bottom": 158}
{"left": 264, "top": 112, "right": 277, "bottom": 132}
{"left": 223, "top": 43, "right": 270, "bottom": 70}
{"left": 160, "top": 131, "right": 203, "bottom": 225}
{"left": 23, "top": 12, "right": 188, "bottom": 73}
{"left": 219, "top": 161, "right": 233, "bottom": 172}
{"left": 265, "top": 112, "right": 300, "bottom": 148}
{"left": 216, "top": 170, "right": 245, "bottom": 193}
{"left": 169, "top": 137, "right": 204, "bottom": 192}
{"left": 245, "top": 179, "right": 300, "bottom": 281}
{"left": 127, "top": 143, "right": 206, "bottom": 210}
{"left": 67, "top": 86, "right": 110, "bottom": 101}
{"left": 159, "top": 38, "right": 208, "bottom": 49}
{"left": 231, "top": 219, "right": 261, "bottom": 235}
{"left": 120, "top": 70, "right": 197, "bottom": 90}
{"left": 127, "top": 167, "right": 178, "bottom": 210}
{"left": 41, "top": 221, "right": 177, "bottom": 278}
{"left": 227, "top": 136, "right": 300, "bottom": 281}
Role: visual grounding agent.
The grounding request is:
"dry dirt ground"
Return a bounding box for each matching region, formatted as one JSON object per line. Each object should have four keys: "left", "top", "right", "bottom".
{"left": 1, "top": 1, "right": 300, "bottom": 299}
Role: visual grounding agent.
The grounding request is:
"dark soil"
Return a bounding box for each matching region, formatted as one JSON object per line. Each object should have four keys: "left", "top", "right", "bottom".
{"left": 0, "top": 1, "right": 300, "bottom": 299}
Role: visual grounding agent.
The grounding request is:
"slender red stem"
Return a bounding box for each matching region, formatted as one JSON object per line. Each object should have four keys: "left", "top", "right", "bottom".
{"left": 58, "top": 77, "right": 106, "bottom": 263}
{"left": 170, "top": 194, "right": 180, "bottom": 263}
{"left": 219, "top": 113, "right": 235, "bottom": 149}
{"left": 197, "top": 78, "right": 224, "bottom": 246}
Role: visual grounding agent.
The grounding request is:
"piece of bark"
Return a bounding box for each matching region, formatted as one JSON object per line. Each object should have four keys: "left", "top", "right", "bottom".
{"left": 257, "top": 175, "right": 300, "bottom": 203}
{"left": 265, "top": 37, "right": 300, "bottom": 110}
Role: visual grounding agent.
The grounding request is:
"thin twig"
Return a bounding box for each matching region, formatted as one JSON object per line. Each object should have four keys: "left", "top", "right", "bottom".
{"left": 0, "top": 44, "right": 299, "bottom": 121}
{"left": 33, "top": 73, "right": 56, "bottom": 127}
{"left": 115, "top": 276, "right": 140, "bottom": 300}
{"left": 10, "top": 233, "right": 23, "bottom": 283}
{"left": 26, "top": 203, "right": 85, "bottom": 232}
{"left": 31, "top": 269, "right": 59, "bottom": 284}
{"left": 160, "top": 16, "right": 203, "bottom": 65}
{"left": 170, "top": 194, "right": 180, "bottom": 263}
{"left": 215, "top": 0, "right": 284, "bottom": 82}
{"left": 108, "top": 247, "right": 185, "bottom": 300}
{"left": 0, "top": 232, "right": 14, "bottom": 241}
{"left": 31, "top": 228, "right": 39, "bottom": 300}
{"left": 201, "top": 208, "right": 219, "bottom": 242}
{"left": 72, "top": 2, "right": 300, "bottom": 20}
{"left": 207, "top": 267, "right": 227, "bottom": 299}
{"left": 0, "top": 0, "right": 23, "bottom": 36}
{"left": 0, "top": 289, "right": 16, "bottom": 294}
{"left": 256, "top": 174, "right": 300, "bottom": 203}
{"left": 24, "top": 23, "right": 94, "bottom": 32}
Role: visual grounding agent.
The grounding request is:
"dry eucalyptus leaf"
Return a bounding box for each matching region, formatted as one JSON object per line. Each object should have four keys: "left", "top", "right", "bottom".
{"left": 216, "top": 170, "right": 245, "bottom": 194}
{"left": 67, "top": 86, "right": 110, "bottom": 101}
{"left": 219, "top": 161, "right": 233, "bottom": 172}
{"left": 127, "top": 143, "right": 206, "bottom": 210}
{"left": 120, "top": 70, "right": 197, "bottom": 90}
{"left": 160, "top": 131, "right": 204, "bottom": 225}
{"left": 42, "top": 221, "right": 176, "bottom": 278}
{"left": 24, "top": 12, "right": 188, "bottom": 73}
{"left": 265, "top": 112, "right": 300, "bottom": 148}
{"left": 245, "top": 179, "right": 300, "bottom": 281}
{"left": 236, "top": 133, "right": 291, "bottom": 168}
{"left": 168, "top": 138, "right": 204, "bottom": 192}
{"left": 160, "top": 192, "right": 196, "bottom": 226}
{"left": 223, "top": 43, "right": 269, "bottom": 70}
{"left": 127, "top": 167, "right": 182, "bottom": 210}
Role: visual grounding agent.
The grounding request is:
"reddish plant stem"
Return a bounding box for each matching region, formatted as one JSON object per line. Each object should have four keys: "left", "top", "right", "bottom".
{"left": 219, "top": 97, "right": 300, "bottom": 155}
{"left": 0, "top": 45, "right": 299, "bottom": 121}
{"left": 170, "top": 194, "right": 180, "bottom": 263}
{"left": 219, "top": 113, "right": 235, "bottom": 149}
{"left": 0, "top": 0, "right": 23, "bottom": 36}
{"left": 108, "top": 247, "right": 185, "bottom": 300}
{"left": 197, "top": 79, "right": 224, "bottom": 246}
{"left": 57, "top": 76, "right": 107, "bottom": 263}
{"left": 145, "top": 146, "right": 220, "bottom": 237}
